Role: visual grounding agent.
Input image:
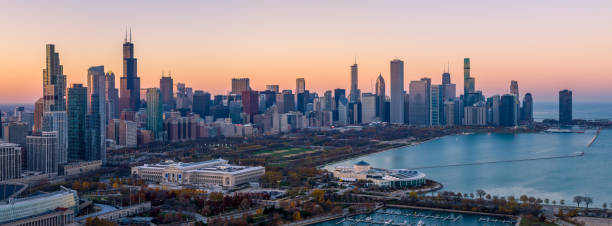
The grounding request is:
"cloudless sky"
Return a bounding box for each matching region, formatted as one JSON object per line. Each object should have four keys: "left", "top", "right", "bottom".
{"left": 1, "top": 0, "right": 611, "bottom": 104}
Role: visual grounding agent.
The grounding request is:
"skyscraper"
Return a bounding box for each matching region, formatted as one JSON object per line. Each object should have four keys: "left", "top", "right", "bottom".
{"left": 510, "top": 80, "right": 519, "bottom": 97}
{"left": 323, "top": 91, "right": 333, "bottom": 111}
{"left": 375, "top": 74, "right": 385, "bottom": 120}
{"left": 242, "top": 90, "right": 260, "bottom": 122}
{"left": 33, "top": 98, "right": 44, "bottom": 132}
{"left": 86, "top": 66, "right": 106, "bottom": 163}
{"left": 27, "top": 131, "right": 58, "bottom": 174}
{"left": 231, "top": 78, "right": 251, "bottom": 95}
{"left": 193, "top": 91, "right": 211, "bottom": 117}
{"left": 105, "top": 71, "right": 120, "bottom": 120}
{"left": 521, "top": 93, "right": 533, "bottom": 123}
{"left": 559, "top": 89, "right": 572, "bottom": 124}
{"left": 409, "top": 78, "right": 431, "bottom": 126}
{"left": 67, "top": 84, "right": 87, "bottom": 161}
{"left": 42, "top": 111, "right": 68, "bottom": 165}
{"left": 500, "top": 94, "right": 517, "bottom": 127}
{"left": 119, "top": 31, "right": 141, "bottom": 112}
{"left": 296, "top": 78, "right": 305, "bottom": 94}
{"left": 349, "top": 62, "right": 360, "bottom": 103}
{"left": 296, "top": 90, "right": 309, "bottom": 113}
{"left": 430, "top": 84, "right": 441, "bottom": 126}
{"left": 463, "top": 58, "right": 475, "bottom": 94}
{"left": 160, "top": 75, "right": 175, "bottom": 110}
{"left": 0, "top": 143, "right": 21, "bottom": 181}
{"left": 266, "top": 85, "right": 279, "bottom": 93}
{"left": 146, "top": 88, "right": 163, "bottom": 138}
{"left": 43, "top": 44, "right": 67, "bottom": 112}
{"left": 486, "top": 95, "right": 501, "bottom": 126}
{"left": 361, "top": 93, "right": 377, "bottom": 123}
{"left": 390, "top": 59, "right": 404, "bottom": 124}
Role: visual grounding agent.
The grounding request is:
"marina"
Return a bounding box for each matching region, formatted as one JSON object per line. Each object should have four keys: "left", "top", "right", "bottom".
{"left": 315, "top": 207, "right": 515, "bottom": 225}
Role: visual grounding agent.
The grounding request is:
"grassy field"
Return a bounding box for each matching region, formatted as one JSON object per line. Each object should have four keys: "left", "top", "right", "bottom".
{"left": 519, "top": 215, "right": 557, "bottom": 226}
{"left": 254, "top": 147, "right": 317, "bottom": 158}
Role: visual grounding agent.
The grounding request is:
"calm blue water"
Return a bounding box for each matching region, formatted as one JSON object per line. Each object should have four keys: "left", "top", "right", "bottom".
{"left": 315, "top": 207, "right": 513, "bottom": 226}
{"left": 533, "top": 101, "right": 612, "bottom": 121}
{"left": 326, "top": 129, "right": 612, "bottom": 206}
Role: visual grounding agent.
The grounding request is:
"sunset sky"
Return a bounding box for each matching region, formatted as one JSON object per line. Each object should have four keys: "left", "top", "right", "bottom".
{"left": 1, "top": 0, "right": 611, "bottom": 104}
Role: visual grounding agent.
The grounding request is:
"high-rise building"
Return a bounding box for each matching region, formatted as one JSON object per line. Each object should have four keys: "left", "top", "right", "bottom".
{"left": 160, "top": 75, "right": 175, "bottom": 110}
{"left": 119, "top": 32, "right": 141, "bottom": 112}
{"left": 390, "top": 59, "right": 404, "bottom": 124}
{"left": 559, "top": 89, "right": 572, "bottom": 124}
{"left": 242, "top": 90, "right": 260, "bottom": 122}
{"left": 486, "top": 95, "right": 501, "bottom": 126}
{"left": 27, "top": 131, "right": 58, "bottom": 174}
{"left": 105, "top": 71, "right": 120, "bottom": 120}
{"left": 296, "top": 78, "right": 305, "bottom": 94}
{"left": 361, "top": 93, "right": 377, "bottom": 123}
{"left": 34, "top": 98, "right": 44, "bottom": 132}
{"left": 409, "top": 78, "right": 431, "bottom": 126}
{"left": 42, "top": 111, "right": 68, "bottom": 165}
{"left": 146, "top": 88, "right": 163, "bottom": 138}
{"left": 430, "top": 85, "right": 441, "bottom": 126}
{"left": 231, "top": 78, "right": 251, "bottom": 95}
{"left": 443, "top": 101, "right": 455, "bottom": 126}
{"left": 276, "top": 90, "right": 295, "bottom": 114}
{"left": 375, "top": 74, "right": 386, "bottom": 120}
{"left": 322, "top": 91, "right": 333, "bottom": 111}
{"left": 464, "top": 105, "right": 486, "bottom": 126}
{"left": 193, "top": 91, "right": 211, "bottom": 117}
{"left": 442, "top": 70, "right": 451, "bottom": 85}
{"left": 296, "top": 90, "right": 309, "bottom": 113}
{"left": 500, "top": 94, "right": 517, "bottom": 127}
{"left": 521, "top": 93, "right": 533, "bottom": 123}
{"left": 43, "top": 44, "right": 67, "bottom": 112}
{"left": 333, "top": 89, "right": 346, "bottom": 121}
{"left": 67, "top": 84, "right": 87, "bottom": 161}
{"left": 266, "top": 85, "right": 279, "bottom": 93}
{"left": 86, "top": 66, "right": 106, "bottom": 163}
{"left": 0, "top": 143, "right": 21, "bottom": 181}
{"left": 510, "top": 80, "right": 519, "bottom": 97}
{"left": 349, "top": 62, "right": 360, "bottom": 102}
{"left": 3, "top": 122, "right": 28, "bottom": 147}
{"left": 463, "top": 58, "right": 475, "bottom": 94}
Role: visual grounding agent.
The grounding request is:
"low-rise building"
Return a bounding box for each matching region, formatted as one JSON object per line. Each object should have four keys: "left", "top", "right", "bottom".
{"left": 131, "top": 159, "right": 265, "bottom": 189}
{"left": 0, "top": 186, "right": 78, "bottom": 225}
{"left": 59, "top": 160, "right": 102, "bottom": 176}
{"left": 333, "top": 161, "right": 426, "bottom": 188}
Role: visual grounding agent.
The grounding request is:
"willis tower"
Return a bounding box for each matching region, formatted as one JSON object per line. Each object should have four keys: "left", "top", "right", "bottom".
{"left": 119, "top": 29, "right": 141, "bottom": 112}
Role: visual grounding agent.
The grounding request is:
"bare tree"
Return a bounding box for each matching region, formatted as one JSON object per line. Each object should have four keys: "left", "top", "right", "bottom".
{"left": 476, "top": 189, "right": 486, "bottom": 199}
{"left": 584, "top": 197, "right": 593, "bottom": 210}
{"left": 573, "top": 196, "right": 583, "bottom": 207}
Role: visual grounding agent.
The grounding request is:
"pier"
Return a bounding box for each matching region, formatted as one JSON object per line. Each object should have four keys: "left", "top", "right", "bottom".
{"left": 587, "top": 128, "right": 601, "bottom": 148}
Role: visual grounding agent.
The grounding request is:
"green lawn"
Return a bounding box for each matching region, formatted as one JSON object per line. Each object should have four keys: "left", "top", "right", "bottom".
{"left": 519, "top": 216, "right": 557, "bottom": 226}
{"left": 254, "top": 148, "right": 315, "bottom": 158}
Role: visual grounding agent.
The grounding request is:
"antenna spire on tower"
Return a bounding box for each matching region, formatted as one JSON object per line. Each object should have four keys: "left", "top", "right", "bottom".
{"left": 124, "top": 28, "right": 127, "bottom": 43}
{"left": 129, "top": 27, "right": 132, "bottom": 42}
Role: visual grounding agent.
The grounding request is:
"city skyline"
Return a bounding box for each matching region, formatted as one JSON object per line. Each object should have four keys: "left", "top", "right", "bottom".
{"left": 1, "top": 1, "right": 612, "bottom": 103}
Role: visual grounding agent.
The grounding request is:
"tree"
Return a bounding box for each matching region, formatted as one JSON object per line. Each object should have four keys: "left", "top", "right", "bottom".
{"left": 603, "top": 203, "right": 607, "bottom": 210}
{"left": 552, "top": 200, "right": 556, "bottom": 205}
{"left": 476, "top": 189, "right": 486, "bottom": 199}
{"left": 311, "top": 189, "right": 325, "bottom": 203}
{"left": 520, "top": 195, "right": 529, "bottom": 204}
{"left": 560, "top": 199, "right": 565, "bottom": 205}
{"left": 485, "top": 194, "right": 491, "bottom": 200}
{"left": 573, "top": 196, "right": 583, "bottom": 207}
{"left": 469, "top": 193, "right": 474, "bottom": 199}
{"left": 544, "top": 198, "right": 549, "bottom": 204}
{"left": 584, "top": 196, "right": 593, "bottom": 210}
{"left": 292, "top": 211, "right": 302, "bottom": 221}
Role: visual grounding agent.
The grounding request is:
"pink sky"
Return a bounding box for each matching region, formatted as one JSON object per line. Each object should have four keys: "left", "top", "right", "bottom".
{"left": 1, "top": 0, "right": 611, "bottom": 103}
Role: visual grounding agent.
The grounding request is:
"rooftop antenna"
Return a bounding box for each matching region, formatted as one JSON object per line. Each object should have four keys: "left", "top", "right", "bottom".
{"left": 129, "top": 27, "right": 132, "bottom": 42}
{"left": 124, "top": 28, "right": 127, "bottom": 43}
{"left": 354, "top": 56, "right": 357, "bottom": 65}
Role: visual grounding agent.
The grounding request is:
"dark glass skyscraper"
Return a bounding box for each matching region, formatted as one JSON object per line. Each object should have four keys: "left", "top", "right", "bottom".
{"left": 119, "top": 32, "right": 141, "bottom": 112}
{"left": 500, "top": 94, "right": 517, "bottom": 127}
{"left": 67, "top": 84, "right": 87, "bottom": 161}
{"left": 559, "top": 89, "right": 572, "bottom": 124}
{"left": 193, "top": 91, "right": 211, "bottom": 118}
{"left": 521, "top": 93, "right": 533, "bottom": 123}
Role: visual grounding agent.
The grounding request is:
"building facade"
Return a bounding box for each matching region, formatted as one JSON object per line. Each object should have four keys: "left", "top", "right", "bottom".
{"left": 27, "top": 131, "right": 58, "bottom": 174}
{"left": 559, "top": 89, "right": 572, "bottom": 124}
{"left": 0, "top": 143, "right": 21, "bottom": 181}
{"left": 67, "top": 84, "right": 88, "bottom": 161}
{"left": 131, "top": 159, "right": 265, "bottom": 188}
{"left": 390, "top": 59, "right": 404, "bottom": 124}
